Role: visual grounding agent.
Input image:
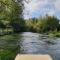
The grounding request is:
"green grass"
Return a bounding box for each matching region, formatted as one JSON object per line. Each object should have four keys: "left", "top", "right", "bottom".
{"left": 0, "top": 34, "right": 20, "bottom": 60}
{"left": 48, "top": 31, "right": 60, "bottom": 37}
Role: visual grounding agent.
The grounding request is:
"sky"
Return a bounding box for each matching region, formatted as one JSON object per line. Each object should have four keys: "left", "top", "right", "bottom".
{"left": 23, "top": 0, "right": 60, "bottom": 19}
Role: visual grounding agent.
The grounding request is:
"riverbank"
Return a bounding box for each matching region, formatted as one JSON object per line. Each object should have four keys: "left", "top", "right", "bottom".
{"left": 48, "top": 31, "right": 60, "bottom": 37}
{"left": 0, "top": 34, "right": 20, "bottom": 60}
{"left": 0, "top": 31, "right": 60, "bottom": 38}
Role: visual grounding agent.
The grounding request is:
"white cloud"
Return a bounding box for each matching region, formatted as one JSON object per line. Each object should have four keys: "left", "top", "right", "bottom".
{"left": 28, "top": 0, "right": 48, "bottom": 12}
{"left": 23, "top": 0, "right": 60, "bottom": 19}
{"left": 54, "top": 0, "right": 60, "bottom": 11}
{"left": 44, "top": 10, "right": 55, "bottom": 16}
{"left": 23, "top": 0, "right": 48, "bottom": 19}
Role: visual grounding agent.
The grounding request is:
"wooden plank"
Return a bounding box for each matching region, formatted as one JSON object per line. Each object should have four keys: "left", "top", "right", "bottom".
{"left": 15, "top": 54, "right": 53, "bottom": 60}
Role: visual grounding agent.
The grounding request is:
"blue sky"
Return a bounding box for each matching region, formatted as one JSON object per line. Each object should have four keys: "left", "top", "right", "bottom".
{"left": 24, "top": 0, "right": 60, "bottom": 19}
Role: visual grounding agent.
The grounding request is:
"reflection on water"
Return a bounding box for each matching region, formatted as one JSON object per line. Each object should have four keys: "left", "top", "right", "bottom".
{"left": 0, "top": 32, "right": 60, "bottom": 60}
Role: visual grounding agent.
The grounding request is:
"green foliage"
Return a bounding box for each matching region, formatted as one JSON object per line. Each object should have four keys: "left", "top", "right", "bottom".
{"left": 25, "top": 15, "right": 59, "bottom": 33}
{"left": 0, "top": 34, "right": 20, "bottom": 60}
{"left": 0, "top": 0, "right": 25, "bottom": 33}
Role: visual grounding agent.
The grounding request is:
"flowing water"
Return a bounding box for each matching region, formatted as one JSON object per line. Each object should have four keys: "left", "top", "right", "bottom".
{"left": 19, "top": 32, "right": 60, "bottom": 60}
{"left": 0, "top": 32, "right": 60, "bottom": 60}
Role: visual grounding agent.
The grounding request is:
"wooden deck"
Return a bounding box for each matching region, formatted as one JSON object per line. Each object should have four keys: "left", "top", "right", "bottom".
{"left": 15, "top": 54, "right": 53, "bottom": 60}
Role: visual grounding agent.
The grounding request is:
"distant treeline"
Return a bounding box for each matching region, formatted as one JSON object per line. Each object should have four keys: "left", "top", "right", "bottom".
{"left": 25, "top": 15, "right": 60, "bottom": 33}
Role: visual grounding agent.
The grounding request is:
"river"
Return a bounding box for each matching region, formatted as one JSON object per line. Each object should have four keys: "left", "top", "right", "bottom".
{"left": 0, "top": 32, "right": 60, "bottom": 60}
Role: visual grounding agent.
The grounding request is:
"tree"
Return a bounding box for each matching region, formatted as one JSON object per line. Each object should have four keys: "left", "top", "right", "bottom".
{"left": 0, "top": 0, "right": 24, "bottom": 33}
{"left": 25, "top": 15, "right": 59, "bottom": 33}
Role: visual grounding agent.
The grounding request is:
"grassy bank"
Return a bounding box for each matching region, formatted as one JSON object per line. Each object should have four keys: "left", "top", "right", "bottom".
{"left": 0, "top": 34, "right": 20, "bottom": 60}
{"left": 48, "top": 31, "right": 60, "bottom": 37}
